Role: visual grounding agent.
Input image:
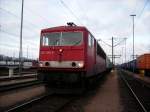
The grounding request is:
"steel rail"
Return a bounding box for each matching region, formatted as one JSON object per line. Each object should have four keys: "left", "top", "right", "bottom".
{"left": 5, "top": 92, "right": 53, "bottom": 112}
{"left": 5, "top": 94, "right": 75, "bottom": 112}
{"left": 120, "top": 72, "right": 147, "bottom": 112}
{"left": 121, "top": 70, "right": 150, "bottom": 89}
{"left": 0, "top": 74, "right": 37, "bottom": 81}
{"left": 134, "top": 77, "right": 150, "bottom": 89}
{"left": 0, "top": 80, "right": 43, "bottom": 92}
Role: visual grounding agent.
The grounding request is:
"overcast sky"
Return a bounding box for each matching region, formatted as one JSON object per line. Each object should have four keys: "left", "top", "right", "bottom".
{"left": 0, "top": 0, "right": 150, "bottom": 64}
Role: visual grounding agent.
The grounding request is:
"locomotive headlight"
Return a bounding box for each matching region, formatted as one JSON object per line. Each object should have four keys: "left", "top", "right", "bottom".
{"left": 78, "top": 62, "right": 84, "bottom": 68}
{"left": 39, "top": 62, "right": 43, "bottom": 67}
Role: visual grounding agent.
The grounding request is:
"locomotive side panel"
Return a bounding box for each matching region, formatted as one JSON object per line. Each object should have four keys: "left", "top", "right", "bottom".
{"left": 95, "top": 42, "right": 106, "bottom": 74}
{"left": 85, "top": 32, "right": 96, "bottom": 77}
{"left": 85, "top": 32, "right": 106, "bottom": 77}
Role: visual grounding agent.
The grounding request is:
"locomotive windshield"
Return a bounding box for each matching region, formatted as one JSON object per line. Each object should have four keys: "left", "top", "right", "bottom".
{"left": 42, "top": 32, "right": 83, "bottom": 46}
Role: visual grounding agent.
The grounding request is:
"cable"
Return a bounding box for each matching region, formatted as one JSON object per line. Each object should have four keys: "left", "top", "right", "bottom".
{"left": 1, "top": 0, "right": 50, "bottom": 26}
{"left": 0, "top": 7, "right": 40, "bottom": 29}
{"left": 0, "top": 29, "right": 38, "bottom": 45}
{"left": 98, "top": 39, "right": 112, "bottom": 47}
{"left": 25, "top": 8, "right": 50, "bottom": 26}
{"left": 133, "top": 0, "right": 150, "bottom": 28}
{"left": 0, "top": 30, "right": 19, "bottom": 40}
{"left": 138, "top": 0, "right": 150, "bottom": 18}
{"left": 59, "top": 0, "right": 83, "bottom": 25}
{"left": 0, "top": 7, "right": 18, "bottom": 18}
{"left": 0, "top": 43, "right": 19, "bottom": 48}
{"left": 113, "top": 38, "right": 126, "bottom": 47}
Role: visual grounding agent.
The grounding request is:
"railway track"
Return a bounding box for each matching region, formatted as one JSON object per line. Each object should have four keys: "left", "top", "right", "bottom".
{"left": 0, "top": 80, "right": 42, "bottom": 92}
{"left": 119, "top": 69, "right": 150, "bottom": 112}
{"left": 0, "top": 74, "right": 37, "bottom": 81}
{"left": 1, "top": 79, "right": 79, "bottom": 112}
{"left": 5, "top": 93, "right": 76, "bottom": 112}
{"left": 5, "top": 93, "right": 51, "bottom": 112}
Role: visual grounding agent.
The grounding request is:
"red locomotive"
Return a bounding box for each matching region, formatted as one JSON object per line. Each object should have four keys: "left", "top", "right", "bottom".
{"left": 38, "top": 23, "right": 111, "bottom": 89}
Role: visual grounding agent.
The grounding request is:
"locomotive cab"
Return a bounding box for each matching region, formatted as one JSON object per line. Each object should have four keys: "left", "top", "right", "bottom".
{"left": 38, "top": 24, "right": 87, "bottom": 87}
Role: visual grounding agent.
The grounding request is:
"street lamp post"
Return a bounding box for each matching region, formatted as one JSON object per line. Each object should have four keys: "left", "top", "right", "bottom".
{"left": 19, "top": 0, "right": 24, "bottom": 75}
{"left": 112, "top": 37, "right": 114, "bottom": 68}
{"left": 130, "top": 14, "right": 136, "bottom": 72}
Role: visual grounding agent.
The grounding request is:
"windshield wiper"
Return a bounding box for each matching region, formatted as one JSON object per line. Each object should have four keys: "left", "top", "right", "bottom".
{"left": 53, "top": 39, "right": 60, "bottom": 45}
{"left": 73, "top": 40, "right": 81, "bottom": 46}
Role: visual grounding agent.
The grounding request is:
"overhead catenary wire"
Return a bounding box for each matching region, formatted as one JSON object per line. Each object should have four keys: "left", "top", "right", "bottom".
{"left": 113, "top": 38, "right": 127, "bottom": 47}
{"left": 0, "top": 42, "right": 37, "bottom": 49}
{"left": 0, "top": 5, "right": 41, "bottom": 59}
{"left": 131, "top": 0, "right": 150, "bottom": 29}
{"left": 98, "top": 39, "right": 112, "bottom": 47}
{"left": 138, "top": 0, "right": 150, "bottom": 18}
{"left": 132, "top": 0, "right": 150, "bottom": 53}
{"left": 1, "top": 29, "right": 24, "bottom": 40}
{"left": 98, "top": 38, "right": 127, "bottom": 48}
{"left": 25, "top": 8, "right": 50, "bottom": 27}
{"left": 59, "top": 0, "right": 84, "bottom": 25}
{"left": 1, "top": 0, "right": 51, "bottom": 26}
{"left": 0, "top": 43, "right": 19, "bottom": 48}
{"left": 0, "top": 29, "right": 38, "bottom": 46}
{"left": 0, "top": 7, "right": 18, "bottom": 18}
{"left": 0, "top": 7, "right": 40, "bottom": 30}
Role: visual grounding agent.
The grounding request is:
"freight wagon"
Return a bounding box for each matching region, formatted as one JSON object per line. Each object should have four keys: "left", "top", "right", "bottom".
{"left": 137, "top": 53, "right": 150, "bottom": 76}
{"left": 120, "top": 53, "right": 150, "bottom": 76}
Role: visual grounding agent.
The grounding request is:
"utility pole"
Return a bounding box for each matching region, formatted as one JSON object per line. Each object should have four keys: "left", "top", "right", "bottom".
{"left": 124, "top": 38, "right": 127, "bottom": 63}
{"left": 19, "top": 0, "right": 24, "bottom": 75}
{"left": 130, "top": 14, "right": 136, "bottom": 72}
{"left": 99, "top": 37, "right": 126, "bottom": 67}
{"left": 113, "top": 55, "right": 121, "bottom": 65}
{"left": 112, "top": 37, "right": 114, "bottom": 68}
{"left": 122, "top": 47, "right": 124, "bottom": 63}
{"left": 27, "top": 45, "right": 28, "bottom": 59}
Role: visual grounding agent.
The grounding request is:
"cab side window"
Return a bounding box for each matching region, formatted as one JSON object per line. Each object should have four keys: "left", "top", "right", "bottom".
{"left": 88, "top": 34, "right": 94, "bottom": 47}
{"left": 91, "top": 35, "right": 94, "bottom": 46}
{"left": 88, "top": 34, "right": 92, "bottom": 47}
{"left": 42, "top": 36, "right": 48, "bottom": 46}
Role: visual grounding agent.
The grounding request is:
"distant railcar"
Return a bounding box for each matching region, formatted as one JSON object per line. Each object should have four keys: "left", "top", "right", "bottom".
{"left": 120, "top": 53, "right": 150, "bottom": 76}
{"left": 37, "top": 23, "right": 111, "bottom": 89}
{"left": 137, "top": 53, "right": 150, "bottom": 76}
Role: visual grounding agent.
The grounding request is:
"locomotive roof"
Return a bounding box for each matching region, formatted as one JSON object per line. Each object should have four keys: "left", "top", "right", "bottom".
{"left": 41, "top": 26, "right": 87, "bottom": 33}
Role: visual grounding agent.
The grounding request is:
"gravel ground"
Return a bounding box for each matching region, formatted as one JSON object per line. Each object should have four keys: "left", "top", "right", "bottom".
{"left": 60, "top": 69, "right": 145, "bottom": 112}
{"left": 60, "top": 70, "right": 123, "bottom": 112}
{"left": 1, "top": 69, "right": 146, "bottom": 112}
{"left": 21, "top": 95, "right": 77, "bottom": 112}
{"left": 118, "top": 70, "right": 149, "bottom": 112}
{"left": 0, "top": 85, "right": 47, "bottom": 111}
{"left": 0, "top": 78, "right": 37, "bottom": 86}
